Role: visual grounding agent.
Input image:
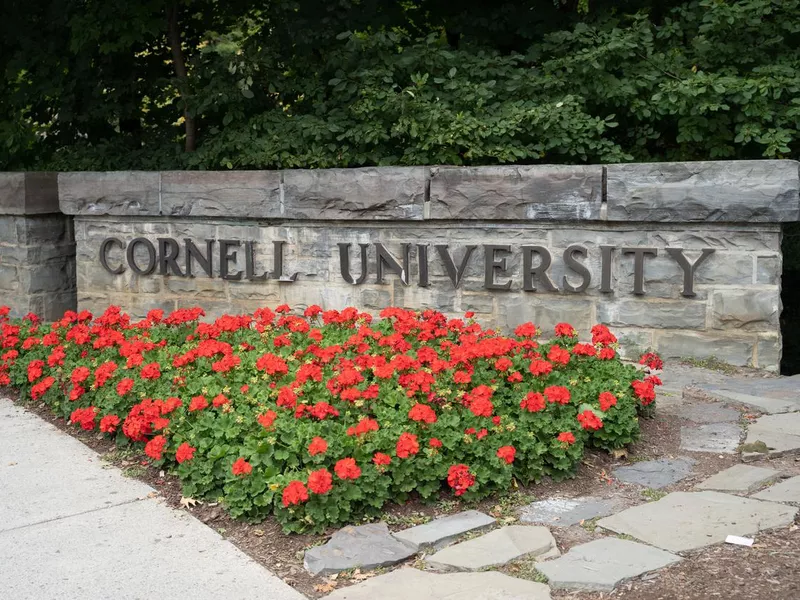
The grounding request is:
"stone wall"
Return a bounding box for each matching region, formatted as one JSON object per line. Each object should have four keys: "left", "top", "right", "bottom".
{"left": 0, "top": 173, "right": 76, "bottom": 320}
{"left": 56, "top": 160, "right": 799, "bottom": 371}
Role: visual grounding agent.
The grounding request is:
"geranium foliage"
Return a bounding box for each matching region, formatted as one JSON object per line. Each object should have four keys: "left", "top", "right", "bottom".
{"left": 0, "top": 305, "right": 661, "bottom": 533}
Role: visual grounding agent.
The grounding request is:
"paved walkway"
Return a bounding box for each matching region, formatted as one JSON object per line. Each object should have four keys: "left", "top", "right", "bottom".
{"left": 0, "top": 397, "right": 306, "bottom": 600}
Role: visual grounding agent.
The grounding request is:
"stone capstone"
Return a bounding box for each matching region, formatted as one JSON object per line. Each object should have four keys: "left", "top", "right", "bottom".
{"left": 303, "top": 523, "right": 417, "bottom": 576}
{"left": 741, "top": 412, "right": 800, "bottom": 460}
{"left": 752, "top": 476, "right": 800, "bottom": 504}
{"left": 391, "top": 510, "right": 495, "bottom": 552}
{"left": 695, "top": 464, "right": 780, "bottom": 493}
{"left": 518, "top": 496, "right": 623, "bottom": 527}
{"left": 612, "top": 458, "right": 695, "bottom": 489}
{"left": 322, "top": 567, "right": 552, "bottom": 600}
{"left": 597, "top": 491, "right": 798, "bottom": 553}
{"left": 425, "top": 526, "right": 558, "bottom": 571}
{"left": 605, "top": 160, "right": 800, "bottom": 223}
{"left": 535, "top": 537, "right": 682, "bottom": 591}
{"left": 680, "top": 422, "right": 742, "bottom": 454}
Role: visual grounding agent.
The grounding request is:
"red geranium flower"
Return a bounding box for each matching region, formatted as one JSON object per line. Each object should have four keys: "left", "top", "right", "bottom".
{"left": 520, "top": 392, "right": 546, "bottom": 412}
{"left": 557, "top": 431, "right": 576, "bottom": 444}
{"left": 282, "top": 480, "right": 309, "bottom": 506}
{"left": 334, "top": 458, "right": 361, "bottom": 480}
{"left": 598, "top": 346, "right": 616, "bottom": 360}
{"left": 189, "top": 395, "right": 209, "bottom": 412}
{"left": 373, "top": 452, "right": 392, "bottom": 466}
{"left": 116, "top": 378, "right": 134, "bottom": 396}
{"left": 529, "top": 359, "right": 553, "bottom": 377}
{"left": 632, "top": 379, "right": 656, "bottom": 405}
{"left": 308, "top": 437, "right": 328, "bottom": 456}
{"left": 547, "top": 345, "right": 571, "bottom": 366}
{"left": 577, "top": 410, "right": 604, "bottom": 430}
{"left": 175, "top": 442, "right": 196, "bottom": 464}
{"left": 232, "top": 457, "right": 252, "bottom": 476}
{"left": 554, "top": 322, "right": 576, "bottom": 337}
{"left": 396, "top": 432, "right": 420, "bottom": 458}
{"left": 408, "top": 403, "right": 437, "bottom": 424}
{"left": 599, "top": 391, "right": 618, "bottom": 412}
{"left": 144, "top": 435, "right": 167, "bottom": 460}
{"left": 544, "top": 386, "right": 571, "bottom": 404}
{"left": 429, "top": 438, "right": 443, "bottom": 448}
{"left": 447, "top": 464, "right": 476, "bottom": 496}
{"left": 469, "top": 396, "right": 494, "bottom": 417}
{"left": 140, "top": 362, "right": 161, "bottom": 380}
{"left": 307, "top": 469, "right": 333, "bottom": 495}
{"left": 99, "top": 414, "right": 121, "bottom": 433}
{"left": 496, "top": 445, "right": 516, "bottom": 464}
{"left": 639, "top": 351, "right": 663, "bottom": 371}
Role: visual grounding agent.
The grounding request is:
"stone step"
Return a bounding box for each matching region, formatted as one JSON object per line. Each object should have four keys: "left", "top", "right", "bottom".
{"left": 751, "top": 475, "right": 800, "bottom": 504}
{"left": 392, "top": 510, "right": 495, "bottom": 552}
{"left": 322, "top": 567, "right": 552, "bottom": 599}
{"left": 612, "top": 457, "right": 695, "bottom": 489}
{"left": 695, "top": 464, "right": 780, "bottom": 493}
{"left": 741, "top": 412, "right": 800, "bottom": 461}
{"left": 518, "top": 496, "right": 623, "bottom": 527}
{"left": 425, "top": 525, "right": 558, "bottom": 572}
{"left": 680, "top": 422, "right": 742, "bottom": 454}
{"left": 536, "top": 537, "right": 682, "bottom": 591}
{"left": 688, "top": 378, "right": 800, "bottom": 414}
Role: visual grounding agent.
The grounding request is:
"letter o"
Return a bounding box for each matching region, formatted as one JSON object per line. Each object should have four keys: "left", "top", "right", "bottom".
{"left": 126, "top": 237, "right": 157, "bottom": 275}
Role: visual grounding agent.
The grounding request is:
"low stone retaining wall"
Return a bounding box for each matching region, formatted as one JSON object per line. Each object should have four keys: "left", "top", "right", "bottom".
{"left": 1, "top": 161, "right": 798, "bottom": 370}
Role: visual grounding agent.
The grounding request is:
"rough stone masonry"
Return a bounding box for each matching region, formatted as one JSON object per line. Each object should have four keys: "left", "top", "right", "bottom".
{"left": 1, "top": 160, "right": 798, "bottom": 370}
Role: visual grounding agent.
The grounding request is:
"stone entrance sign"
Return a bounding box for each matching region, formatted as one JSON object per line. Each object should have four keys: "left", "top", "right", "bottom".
{"left": 1, "top": 160, "right": 797, "bottom": 371}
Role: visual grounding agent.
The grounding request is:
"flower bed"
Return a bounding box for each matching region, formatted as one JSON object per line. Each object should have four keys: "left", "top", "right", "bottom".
{"left": 0, "top": 305, "right": 662, "bottom": 533}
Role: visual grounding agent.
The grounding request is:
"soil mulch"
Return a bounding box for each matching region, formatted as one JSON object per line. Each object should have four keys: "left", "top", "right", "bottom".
{"left": 5, "top": 369, "right": 799, "bottom": 599}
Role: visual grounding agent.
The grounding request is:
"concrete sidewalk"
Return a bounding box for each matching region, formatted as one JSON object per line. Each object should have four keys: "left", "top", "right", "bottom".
{"left": 0, "top": 397, "right": 306, "bottom": 600}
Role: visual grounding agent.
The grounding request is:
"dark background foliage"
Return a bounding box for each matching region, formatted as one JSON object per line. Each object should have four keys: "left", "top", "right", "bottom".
{"left": 2, "top": 0, "right": 799, "bottom": 372}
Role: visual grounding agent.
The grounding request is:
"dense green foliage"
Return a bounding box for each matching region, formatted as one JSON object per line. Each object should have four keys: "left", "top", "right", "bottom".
{"left": 2, "top": 0, "right": 799, "bottom": 171}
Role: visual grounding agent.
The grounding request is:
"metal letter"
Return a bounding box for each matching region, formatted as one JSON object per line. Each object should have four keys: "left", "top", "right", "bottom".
{"left": 563, "top": 244, "right": 591, "bottom": 293}
{"left": 157, "top": 238, "right": 184, "bottom": 276}
{"left": 375, "top": 243, "right": 410, "bottom": 285}
{"left": 245, "top": 241, "right": 268, "bottom": 281}
{"left": 666, "top": 248, "right": 715, "bottom": 297}
{"left": 599, "top": 245, "right": 615, "bottom": 293}
{"left": 219, "top": 239, "right": 243, "bottom": 281}
{"left": 622, "top": 247, "right": 658, "bottom": 295}
{"left": 185, "top": 239, "right": 214, "bottom": 278}
{"left": 338, "top": 243, "right": 369, "bottom": 284}
{"left": 417, "top": 244, "right": 430, "bottom": 288}
{"left": 269, "top": 241, "right": 298, "bottom": 282}
{"left": 436, "top": 245, "right": 476, "bottom": 289}
{"left": 484, "top": 245, "right": 513, "bottom": 290}
{"left": 126, "top": 238, "right": 156, "bottom": 276}
{"left": 522, "top": 246, "right": 558, "bottom": 292}
{"left": 99, "top": 237, "right": 125, "bottom": 275}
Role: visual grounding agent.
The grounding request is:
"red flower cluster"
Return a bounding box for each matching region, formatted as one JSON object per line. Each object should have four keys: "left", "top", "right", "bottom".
{"left": 447, "top": 464, "right": 476, "bottom": 496}
{"left": 577, "top": 410, "right": 604, "bottom": 430}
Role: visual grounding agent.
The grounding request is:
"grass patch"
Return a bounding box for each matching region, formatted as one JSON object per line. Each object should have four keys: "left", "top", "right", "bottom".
{"left": 641, "top": 488, "right": 667, "bottom": 502}
{"left": 679, "top": 356, "right": 738, "bottom": 375}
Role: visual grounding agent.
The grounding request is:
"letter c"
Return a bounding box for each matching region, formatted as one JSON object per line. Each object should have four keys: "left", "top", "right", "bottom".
{"left": 99, "top": 238, "right": 126, "bottom": 275}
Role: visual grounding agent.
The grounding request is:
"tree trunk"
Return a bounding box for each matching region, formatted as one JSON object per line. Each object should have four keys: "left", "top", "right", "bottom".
{"left": 167, "top": 4, "right": 196, "bottom": 152}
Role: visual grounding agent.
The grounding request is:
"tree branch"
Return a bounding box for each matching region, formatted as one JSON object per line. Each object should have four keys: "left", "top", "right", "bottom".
{"left": 167, "top": 3, "right": 196, "bottom": 152}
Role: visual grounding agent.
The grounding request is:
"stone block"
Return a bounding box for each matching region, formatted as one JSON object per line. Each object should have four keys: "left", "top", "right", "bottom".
{"left": 612, "top": 457, "right": 695, "bottom": 489}
{"left": 742, "top": 412, "right": 800, "bottom": 459}
{"left": 654, "top": 331, "right": 755, "bottom": 367}
{"left": 597, "top": 299, "right": 706, "bottom": 329}
{"left": 499, "top": 296, "right": 595, "bottom": 336}
{"left": 752, "top": 476, "right": 800, "bottom": 504}
{"left": 711, "top": 289, "right": 779, "bottom": 331}
{"left": 161, "top": 171, "right": 281, "bottom": 218}
{"left": 429, "top": 165, "right": 602, "bottom": 220}
{"left": 519, "top": 496, "right": 624, "bottom": 527}
{"left": 597, "top": 491, "right": 798, "bottom": 553}
{"left": 536, "top": 538, "right": 681, "bottom": 591}
{"left": 425, "top": 526, "right": 558, "bottom": 571}
{"left": 679, "top": 403, "right": 740, "bottom": 424}
{"left": 695, "top": 381, "right": 800, "bottom": 414}
{"left": 695, "top": 464, "right": 780, "bottom": 493}
{"left": 283, "top": 167, "right": 425, "bottom": 220}
{"left": 0, "top": 264, "right": 19, "bottom": 291}
{"left": 756, "top": 255, "right": 780, "bottom": 285}
{"left": 59, "top": 171, "right": 160, "bottom": 216}
{"left": 756, "top": 336, "right": 781, "bottom": 372}
{"left": 392, "top": 511, "right": 495, "bottom": 552}
{"left": 323, "top": 568, "right": 553, "bottom": 600}
{"left": 680, "top": 423, "right": 742, "bottom": 454}
{"left": 303, "top": 523, "right": 416, "bottom": 576}
{"left": 0, "top": 172, "right": 59, "bottom": 215}
{"left": 606, "top": 160, "right": 800, "bottom": 222}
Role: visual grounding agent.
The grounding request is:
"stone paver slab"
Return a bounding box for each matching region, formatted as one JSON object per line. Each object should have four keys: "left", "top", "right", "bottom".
{"left": 536, "top": 537, "right": 682, "bottom": 591}
{"left": 677, "top": 403, "right": 741, "bottom": 424}
{"left": 323, "top": 567, "right": 552, "bottom": 599}
{"left": 0, "top": 398, "right": 154, "bottom": 532}
{"left": 0, "top": 497, "right": 305, "bottom": 600}
{"left": 695, "top": 464, "right": 780, "bottom": 493}
{"left": 680, "top": 422, "right": 742, "bottom": 454}
{"left": 742, "top": 412, "right": 800, "bottom": 459}
{"left": 612, "top": 458, "right": 695, "bottom": 489}
{"left": 519, "top": 497, "right": 623, "bottom": 527}
{"left": 597, "top": 491, "right": 798, "bottom": 553}
{"left": 692, "top": 377, "right": 800, "bottom": 414}
{"left": 426, "top": 525, "right": 558, "bottom": 571}
{"left": 752, "top": 476, "right": 800, "bottom": 504}
{"left": 392, "top": 510, "right": 495, "bottom": 552}
{"left": 304, "top": 523, "right": 416, "bottom": 576}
